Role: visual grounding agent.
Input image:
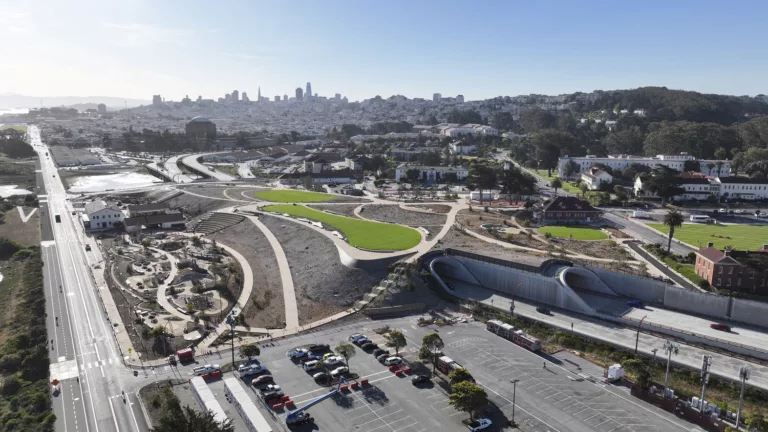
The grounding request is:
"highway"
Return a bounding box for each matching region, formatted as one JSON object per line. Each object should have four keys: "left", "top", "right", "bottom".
{"left": 163, "top": 154, "right": 194, "bottom": 183}
{"left": 33, "top": 126, "right": 149, "bottom": 432}
{"left": 181, "top": 153, "right": 236, "bottom": 181}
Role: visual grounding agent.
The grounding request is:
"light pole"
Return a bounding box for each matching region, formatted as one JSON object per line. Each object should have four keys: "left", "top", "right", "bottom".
{"left": 736, "top": 365, "right": 750, "bottom": 429}
{"left": 699, "top": 355, "right": 712, "bottom": 414}
{"left": 226, "top": 309, "right": 238, "bottom": 369}
{"left": 510, "top": 379, "right": 519, "bottom": 426}
{"left": 663, "top": 341, "right": 680, "bottom": 389}
{"left": 634, "top": 316, "right": 647, "bottom": 354}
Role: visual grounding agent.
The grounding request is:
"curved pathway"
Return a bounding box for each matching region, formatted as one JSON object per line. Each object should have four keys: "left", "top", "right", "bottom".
{"left": 150, "top": 247, "right": 192, "bottom": 322}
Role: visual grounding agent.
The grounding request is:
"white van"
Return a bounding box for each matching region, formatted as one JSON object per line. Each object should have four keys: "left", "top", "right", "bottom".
{"left": 689, "top": 215, "right": 711, "bottom": 223}
{"left": 303, "top": 360, "right": 319, "bottom": 371}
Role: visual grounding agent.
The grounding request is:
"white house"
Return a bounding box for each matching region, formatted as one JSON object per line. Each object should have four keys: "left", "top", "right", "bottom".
{"left": 395, "top": 164, "right": 469, "bottom": 183}
{"left": 715, "top": 177, "right": 768, "bottom": 200}
{"left": 124, "top": 213, "right": 186, "bottom": 232}
{"left": 558, "top": 153, "right": 731, "bottom": 180}
{"left": 581, "top": 168, "right": 613, "bottom": 190}
{"left": 448, "top": 141, "right": 476, "bottom": 155}
{"left": 630, "top": 175, "right": 768, "bottom": 201}
{"left": 84, "top": 200, "right": 124, "bottom": 230}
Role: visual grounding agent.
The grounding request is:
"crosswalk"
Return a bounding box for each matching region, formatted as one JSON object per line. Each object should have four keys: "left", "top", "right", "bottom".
{"left": 80, "top": 357, "right": 122, "bottom": 370}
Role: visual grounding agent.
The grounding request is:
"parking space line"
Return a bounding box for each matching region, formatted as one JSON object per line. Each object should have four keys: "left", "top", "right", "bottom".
{"left": 595, "top": 418, "right": 616, "bottom": 428}
{"left": 394, "top": 422, "right": 417, "bottom": 431}
{"left": 583, "top": 413, "right": 601, "bottom": 422}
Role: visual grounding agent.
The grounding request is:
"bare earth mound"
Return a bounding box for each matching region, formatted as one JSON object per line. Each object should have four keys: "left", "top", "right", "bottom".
{"left": 209, "top": 220, "right": 285, "bottom": 328}
{"left": 260, "top": 214, "right": 386, "bottom": 325}
{"left": 361, "top": 204, "right": 447, "bottom": 227}
{"left": 306, "top": 204, "right": 361, "bottom": 219}
{"left": 409, "top": 204, "right": 452, "bottom": 214}
{"left": 166, "top": 193, "right": 236, "bottom": 218}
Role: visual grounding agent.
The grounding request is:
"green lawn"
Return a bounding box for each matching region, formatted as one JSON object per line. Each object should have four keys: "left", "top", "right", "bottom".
{"left": 263, "top": 204, "right": 422, "bottom": 251}
{"left": 254, "top": 189, "right": 334, "bottom": 203}
{"left": 533, "top": 169, "right": 557, "bottom": 181}
{"left": 647, "top": 223, "right": 768, "bottom": 250}
{"left": 532, "top": 169, "right": 581, "bottom": 194}
{"left": 0, "top": 124, "right": 27, "bottom": 132}
{"left": 538, "top": 226, "right": 608, "bottom": 240}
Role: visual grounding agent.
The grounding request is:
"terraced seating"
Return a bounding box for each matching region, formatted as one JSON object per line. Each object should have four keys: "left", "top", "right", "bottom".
{"left": 194, "top": 212, "right": 245, "bottom": 234}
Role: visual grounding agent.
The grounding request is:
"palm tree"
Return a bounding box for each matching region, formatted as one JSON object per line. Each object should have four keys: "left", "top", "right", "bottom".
{"left": 663, "top": 209, "right": 684, "bottom": 253}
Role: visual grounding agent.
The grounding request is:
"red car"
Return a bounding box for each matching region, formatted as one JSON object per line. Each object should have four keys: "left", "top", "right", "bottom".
{"left": 710, "top": 323, "right": 731, "bottom": 332}
{"left": 251, "top": 375, "right": 273, "bottom": 386}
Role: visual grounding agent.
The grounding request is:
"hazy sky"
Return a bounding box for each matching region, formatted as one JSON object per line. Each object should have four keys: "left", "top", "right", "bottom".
{"left": 2, "top": 0, "right": 767, "bottom": 101}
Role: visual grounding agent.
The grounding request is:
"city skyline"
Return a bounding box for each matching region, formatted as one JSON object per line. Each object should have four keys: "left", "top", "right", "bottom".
{"left": 1, "top": 1, "right": 767, "bottom": 102}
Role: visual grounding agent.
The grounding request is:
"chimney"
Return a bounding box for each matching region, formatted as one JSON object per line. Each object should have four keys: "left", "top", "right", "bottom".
{"left": 707, "top": 242, "right": 714, "bottom": 248}
{"left": 763, "top": 244, "right": 768, "bottom": 250}
{"left": 724, "top": 250, "right": 732, "bottom": 257}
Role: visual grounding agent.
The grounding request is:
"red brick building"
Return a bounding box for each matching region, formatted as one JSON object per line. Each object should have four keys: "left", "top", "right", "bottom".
{"left": 694, "top": 244, "right": 768, "bottom": 294}
{"left": 533, "top": 196, "right": 602, "bottom": 224}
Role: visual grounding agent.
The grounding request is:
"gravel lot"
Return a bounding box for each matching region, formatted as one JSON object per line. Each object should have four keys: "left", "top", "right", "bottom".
{"left": 436, "top": 226, "right": 548, "bottom": 262}
{"left": 209, "top": 220, "right": 285, "bottom": 328}
{"left": 260, "top": 214, "right": 387, "bottom": 325}
{"left": 361, "top": 204, "right": 447, "bottom": 227}
{"left": 306, "top": 203, "right": 361, "bottom": 219}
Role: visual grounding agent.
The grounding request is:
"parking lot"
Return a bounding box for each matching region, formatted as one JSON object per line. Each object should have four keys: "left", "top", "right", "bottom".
{"left": 443, "top": 331, "right": 699, "bottom": 432}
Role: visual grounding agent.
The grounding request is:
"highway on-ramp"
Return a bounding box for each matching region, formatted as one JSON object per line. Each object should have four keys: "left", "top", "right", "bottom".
{"left": 181, "top": 153, "right": 236, "bottom": 181}
{"left": 164, "top": 154, "right": 194, "bottom": 183}
{"left": 33, "top": 126, "right": 148, "bottom": 432}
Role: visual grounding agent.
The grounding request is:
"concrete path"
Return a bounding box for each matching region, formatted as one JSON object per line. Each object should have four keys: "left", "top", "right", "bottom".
{"left": 244, "top": 214, "right": 300, "bottom": 329}
{"left": 150, "top": 247, "right": 192, "bottom": 322}
{"left": 16, "top": 206, "right": 37, "bottom": 222}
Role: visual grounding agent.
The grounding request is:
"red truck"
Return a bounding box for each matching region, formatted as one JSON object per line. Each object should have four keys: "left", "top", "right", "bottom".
{"left": 176, "top": 348, "right": 194, "bottom": 363}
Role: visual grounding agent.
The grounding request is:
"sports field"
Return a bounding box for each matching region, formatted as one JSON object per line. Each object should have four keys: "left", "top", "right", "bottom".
{"left": 538, "top": 226, "right": 608, "bottom": 240}
{"left": 254, "top": 190, "right": 334, "bottom": 203}
{"left": 0, "top": 125, "right": 28, "bottom": 132}
{"left": 647, "top": 223, "right": 768, "bottom": 250}
{"left": 263, "top": 204, "right": 421, "bottom": 251}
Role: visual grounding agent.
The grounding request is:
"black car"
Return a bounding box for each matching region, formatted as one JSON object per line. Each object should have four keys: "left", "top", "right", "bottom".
{"left": 308, "top": 344, "right": 330, "bottom": 353}
{"left": 372, "top": 348, "right": 389, "bottom": 357}
{"left": 263, "top": 391, "right": 284, "bottom": 403}
{"left": 376, "top": 353, "right": 390, "bottom": 363}
{"left": 354, "top": 338, "right": 371, "bottom": 346}
{"left": 286, "top": 412, "right": 314, "bottom": 425}
{"left": 536, "top": 307, "right": 550, "bottom": 315}
{"left": 411, "top": 374, "right": 431, "bottom": 385}
{"left": 360, "top": 342, "right": 378, "bottom": 351}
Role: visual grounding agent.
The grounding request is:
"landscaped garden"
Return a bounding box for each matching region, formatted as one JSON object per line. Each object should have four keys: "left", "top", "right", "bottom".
{"left": 263, "top": 204, "right": 421, "bottom": 251}
{"left": 538, "top": 226, "right": 608, "bottom": 240}
{"left": 254, "top": 189, "right": 335, "bottom": 203}
{"left": 647, "top": 223, "right": 768, "bottom": 250}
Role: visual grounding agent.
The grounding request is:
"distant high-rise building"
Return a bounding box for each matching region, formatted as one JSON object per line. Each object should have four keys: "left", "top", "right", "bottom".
{"left": 242, "top": 92, "right": 249, "bottom": 102}
{"left": 456, "top": 95, "right": 464, "bottom": 103}
{"left": 197, "top": 95, "right": 202, "bottom": 102}
{"left": 274, "top": 95, "right": 280, "bottom": 102}
{"left": 181, "top": 95, "right": 192, "bottom": 105}
{"left": 232, "top": 90, "right": 239, "bottom": 102}
{"left": 258, "top": 86, "right": 261, "bottom": 102}
{"left": 433, "top": 93, "right": 442, "bottom": 102}
{"left": 306, "top": 82, "right": 312, "bottom": 101}
{"left": 335, "top": 93, "right": 341, "bottom": 101}
{"left": 295, "top": 87, "right": 304, "bottom": 101}
{"left": 224, "top": 93, "right": 231, "bottom": 102}
{"left": 283, "top": 94, "right": 288, "bottom": 101}
{"left": 97, "top": 103, "right": 107, "bottom": 114}
{"left": 152, "top": 95, "right": 162, "bottom": 106}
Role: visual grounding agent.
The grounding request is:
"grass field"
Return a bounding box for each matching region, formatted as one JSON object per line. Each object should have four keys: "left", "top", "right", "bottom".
{"left": 538, "top": 226, "right": 608, "bottom": 240}
{"left": 0, "top": 125, "right": 28, "bottom": 132}
{"left": 263, "top": 204, "right": 421, "bottom": 250}
{"left": 254, "top": 189, "right": 334, "bottom": 203}
{"left": 531, "top": 170, "right": 581, "bottom": 194}
{"left": 647, "top": 223, "right": 768, "bottom": 250}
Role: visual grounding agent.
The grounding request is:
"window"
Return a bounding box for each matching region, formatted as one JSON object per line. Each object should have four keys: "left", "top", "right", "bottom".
{"left": 729, "top": 267, "right": 733, "bottom": 274}
{"left": 737, "top": 278, "right": 741, "bottom": 286}
{"left": 717, "top": 278, "right": 722, "bottom": 286}
{"left": 727, "top": 279, "right": 732, "bottom": 287}
{"left": 719, "top": 266, "right": 723, "bottom": 274}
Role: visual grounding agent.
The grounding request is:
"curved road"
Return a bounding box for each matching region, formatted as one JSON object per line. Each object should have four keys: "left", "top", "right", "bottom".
{"left": 164, "top": 154, "right": 194, "bottom": 183}
{"left": 181, "top": 153, "right": 236, "bottom": 181}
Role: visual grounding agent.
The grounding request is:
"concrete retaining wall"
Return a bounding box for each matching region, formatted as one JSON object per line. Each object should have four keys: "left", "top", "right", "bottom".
{"left": 589, "top": 267, "right": 667, "bottom": 304}
{"left": 562, "top": 267, "right": 617, "bottom": 296}
{"left": 731, "top": 299, "right": 768, "bottom": 328}
{"left": 663, "top": 288, "right": 730, "bottom": 318}
{"left": 362, "top": 303, "right": 425, "bottom": 318}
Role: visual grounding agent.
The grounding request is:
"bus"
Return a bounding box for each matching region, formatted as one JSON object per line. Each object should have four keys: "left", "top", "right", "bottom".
{"left": 486, "top": 319, "right": 542, "bottom": 352}
{"left": 689, "top": 215, "right": 711, "bottom": 223}
{"left": 223, "top": 377, "right": 272, "bottom": 432}
{"left": 189, "top": 377, "right": 228, "bottom": 426}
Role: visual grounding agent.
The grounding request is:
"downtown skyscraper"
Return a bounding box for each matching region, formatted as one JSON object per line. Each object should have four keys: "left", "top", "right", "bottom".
{"left": 306, "top": 82, "right": 312, "bottom": 101}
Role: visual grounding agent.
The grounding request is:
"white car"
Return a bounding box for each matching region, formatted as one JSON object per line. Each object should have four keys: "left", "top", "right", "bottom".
{"left": 466, "top": 418, "right": 492, "bottom": 431}
{"left": 193, "top": 364, "right": 221, "bottom": 376}
{"left": 259, "top": 384, "right": 281, "bottom": 393}
{"left": 734, "top": 209, "right": 745, "bottom": 214}
{"left": 383, "top": 356, "right": 402, "bottom": 366}
{"left": 330, "top": 366, "right": 349, "bottom": 377}
{"left": 719, "top": 208, "right": 727, "bottom": 213}
{"left": 238, "top": 364, "right": 265, "bottom": 377}
{"left": 324, "top": 356, "right": 344, "bottom": 366}
{"left": 287, "top": 348, "right": 308, "bottom": 359}
{"left": 348, "top": 334, "right": 367, "bottom": 343}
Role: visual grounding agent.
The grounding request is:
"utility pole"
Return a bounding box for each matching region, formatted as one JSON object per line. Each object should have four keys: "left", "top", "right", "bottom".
{"left": 226, "top": 309, "right": 238, "bottom": 369}
{"left": 634, "top": 316, "right": 647, "bottom": 354}
{"left": 736, "top": 365, "right": 750, "bottom": 430}
{"left": 699, "top": 355, "right": 712, "bottom": 414}
{"left": 663, "top": 341, "right": 680, "bottom": 389}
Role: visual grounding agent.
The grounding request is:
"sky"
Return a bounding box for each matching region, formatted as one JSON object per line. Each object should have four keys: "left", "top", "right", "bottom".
{"left": 1, "top": 0, "right": 767, "bottom": 102}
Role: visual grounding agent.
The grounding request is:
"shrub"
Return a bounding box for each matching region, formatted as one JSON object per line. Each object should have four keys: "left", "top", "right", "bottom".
{"left": 544, "top": 232, "right": 553, "bottom": 239}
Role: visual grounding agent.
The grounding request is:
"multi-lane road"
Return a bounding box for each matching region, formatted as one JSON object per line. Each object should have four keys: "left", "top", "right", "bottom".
{"left": 32, "top": 126, "right": 149, "bottom": 432}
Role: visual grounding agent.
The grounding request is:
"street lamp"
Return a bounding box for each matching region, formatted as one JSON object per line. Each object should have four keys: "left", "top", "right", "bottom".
{"left": 634, "top": 316, "right": 647, "bottom": 354}
{"left": 663, "top": 341, "right": 680, "bottom": 389}
{"left": 510, "top": 379, "right": 519, "bottom": 426}
{"left": 225, "top": 309, "right": 238, "bottom": 368}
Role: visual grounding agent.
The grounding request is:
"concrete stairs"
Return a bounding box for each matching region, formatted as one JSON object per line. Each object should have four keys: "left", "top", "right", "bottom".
{"left": 193, "top": 212, "right": 245, "bottom": 234}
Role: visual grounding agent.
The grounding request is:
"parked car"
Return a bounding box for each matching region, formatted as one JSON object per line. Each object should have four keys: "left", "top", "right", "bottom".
{"left": 718, "top": 208, "right": 727, "bottom": 213}
{"left": 354, "top": 338, "right": 371, "bottom": 346}
{"left": 330, "top": 366, "right": 349, "bottom": 377}
{"left": 384, "top": 357, "right": 403, "bottom": 366}
{"left": 285, "top": 412, "right": 313, "bottom": 425}
{"left": 324, "top": 356, "right": 344, "bottom": 366}
{"left": 263, "top": 392, "right": 285, "bottom": 403}
{"left": 465, "top": 418, "right": 492, "bottom": 431}
{"left": 627, "top": 300, "right": 645, "bottom": 308}
{"left": 287, "top": 348, "right": 308, "bottom": 359}
{"left": 411, "top": 374, "right": 431, "bottom": 385}
{"left": 348, "top": 334, "right": 367, "bottom": 343}
{"left": 536, "top": 307, "right": 550, "bottom": 315}
{"left": 308, "top": 344, "right": 330, "bottom": 353}
{"left": 259, "top": 384, "right": 281, "bottom": 393}
{"left": 360, "top": 342, "right": 378, "bottom": 351}
{"left": 251, "top": 375, "right": 273, "bottom": 386}
{"left": 376, "top": 353, "right": 390, "bottom": 363}
{"left": 238, "top": 364, "right": 265, "bottom": 377}
{"left": 312, "top": 372, "right": 329, "bottom": 383}
{"left": 710, "top": 323, "right": 731, "bottom": 332}
{"left": 372, "top": 348, "right": 389, "bottom": 358}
